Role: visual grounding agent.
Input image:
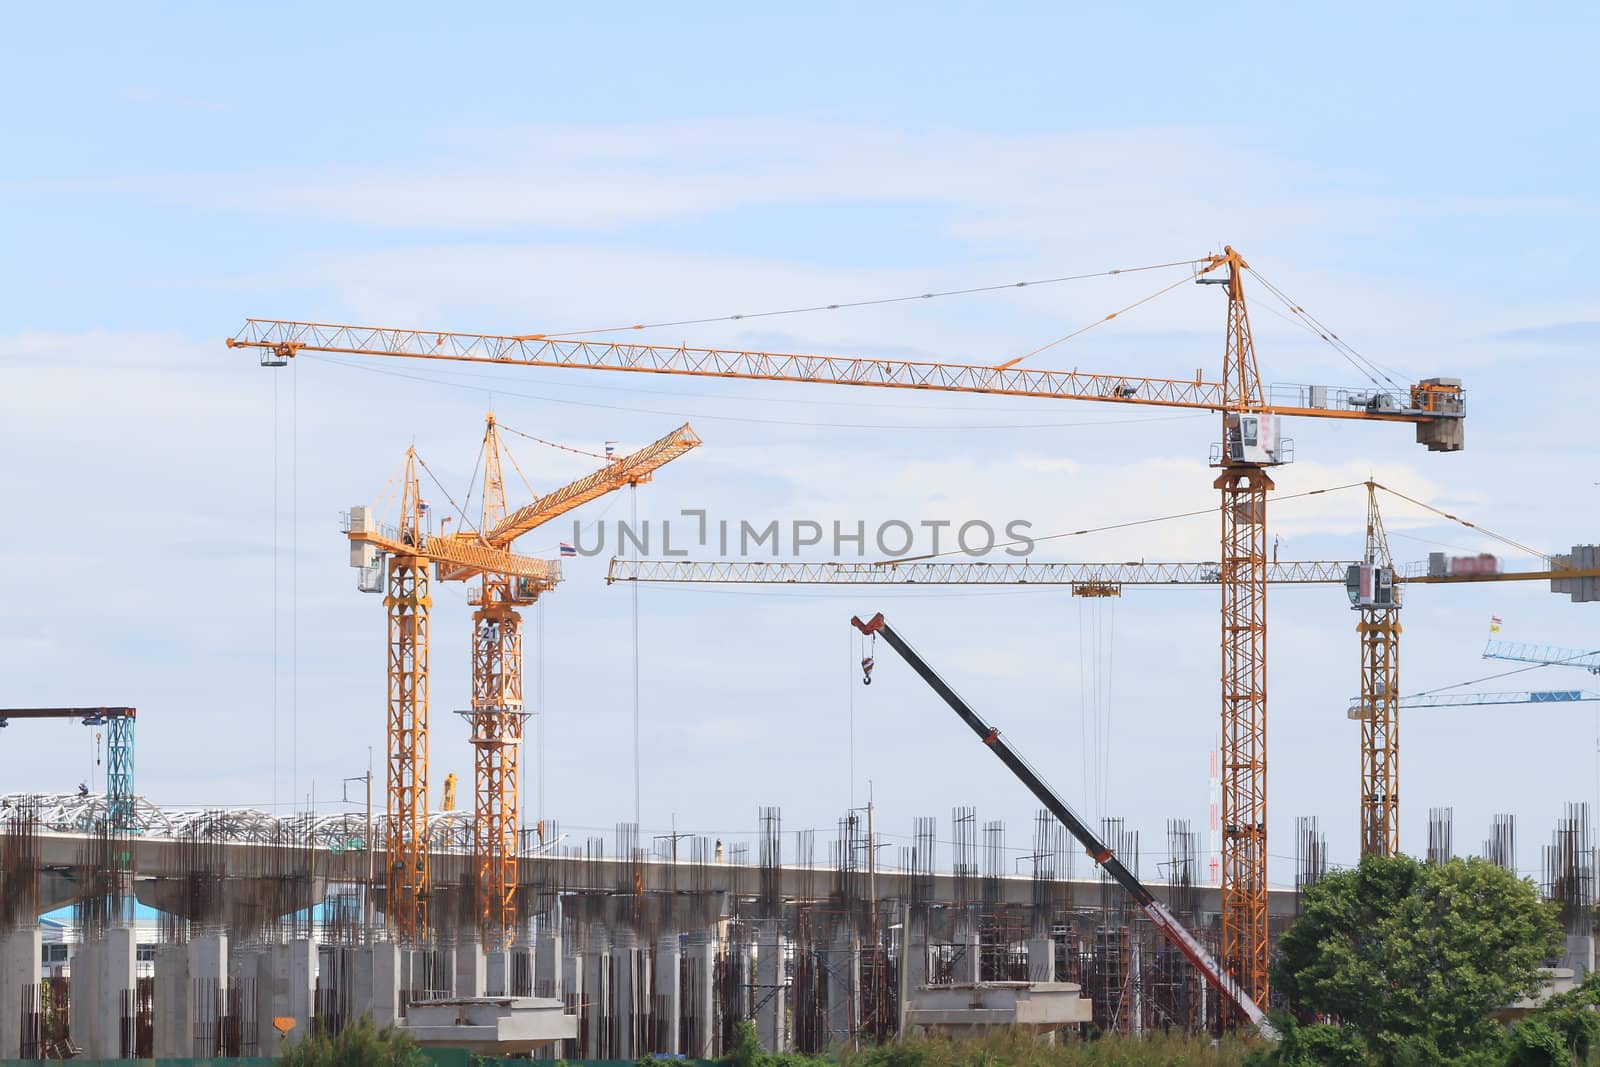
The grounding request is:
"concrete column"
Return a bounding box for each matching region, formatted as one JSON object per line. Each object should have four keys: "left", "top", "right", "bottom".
{"left": 536, "top": 923, "right": 563, "bottom": 998}
{"left": 756, "top": 920, "right": 785, "bottom": 1052}
{"left": 68, "top": 939, "right": 98, "bottom": 1056}
{"left": 354, "top": 943, "right": 401, "bottom": 1027}
{"left": 906, "top": 912, "right": 929, "bottom": 989}
{"left": 583, "top": 933, "right": 609, "bottom": 1057}
{"left": 1027, "top": 936, "right": 1056, "bottom": 983}
{"left": 485, "top": 949, "right": 509, "bottom": 996}
{"left": 190, "top": 933, "right": 228, "bottom": 984}
{"left": 94, "top": 927, "right": 136, "bottom": 1058}
{"left": 454, "top": 940, "right": 486, "bottom": 998}
{"left": 260, "top": 939, "right": 315, "bottom": 1056}
{"left": 610, "top": 936, "right": 639, "bottom": 1059}
{"left": 654, "top": 935, "right": 681, "bottom": 1056}
{"left": 1564, "top": 934, "right": 1596, "bottom": 977}
{"left": 826, "top": 926, "right": 859, "bottom": 1045}
{"left": 684, "top": 936, "right": 717, "bottom": 1059}
{"left": 249, "top": 948, "right": 276, "bottom": 1057}
{"left": 562, "top": 951, "right": 581, "bottom": 1007}
{"left": 153, "top": 943, "right": 189, "bottom": 1059}
{"left": 0, "top": 927, "right": 41, "bottom": 1059}
{"left": 157, "top": 927, "right": 230, "bottom": 1055}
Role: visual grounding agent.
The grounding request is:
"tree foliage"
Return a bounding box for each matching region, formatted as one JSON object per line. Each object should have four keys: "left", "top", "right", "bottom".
{"left": 1273, "top": 854, "right": 1562, "bottom": 1062}
{"left": 280, "top": 1016, "right": 427, "bottom": 1067}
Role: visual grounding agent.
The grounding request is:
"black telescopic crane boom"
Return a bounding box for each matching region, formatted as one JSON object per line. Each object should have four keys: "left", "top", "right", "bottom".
{"left": 850, "top": 611, "right": 1274, "bottom": 1036}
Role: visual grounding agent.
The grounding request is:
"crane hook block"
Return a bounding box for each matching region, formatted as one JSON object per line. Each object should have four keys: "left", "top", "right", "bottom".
{"left": 861, "top": 656, "right": 875, "bottom": 685}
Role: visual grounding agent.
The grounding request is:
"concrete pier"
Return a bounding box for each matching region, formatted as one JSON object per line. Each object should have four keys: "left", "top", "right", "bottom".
{"left": 353, "top": 942, "right": 401, "bottom": 1027}
{"left": 756, "top": 921, "right": 785, "bottom": 1051}
{"left": 0, "top": 927, "right": 41, "bottom": 1059}
{"left": 535, "top": 922, "right": 562, "bottom": 999}
{"left": 826, "top": 925, "right": 859, "bottom": 1044}
{"left": 685, "top": 936, "right": 717, "bottom": 1059}
{"left": 654, "top": 934, "right": 681, "bottom": 1056}
{"left": 582, "top": 929, "right": 609, "bottom": 1056}
{"left": 76, "top": 927, "right": 136, "bottom": 1058}
{"left": 455, "top": 939, "right": 486, "bottom": 998}
{"left": 486, "top": 949, "right": 509, "bottom": 997}
{"left": 1027, "top": 936, "right": 1056, "bottom": 982}
{"left": 257, "top": 939, "right": 315, "bottom": 1056}
{"left": 609, "top": 934, "right": 639, "bottom": 1058}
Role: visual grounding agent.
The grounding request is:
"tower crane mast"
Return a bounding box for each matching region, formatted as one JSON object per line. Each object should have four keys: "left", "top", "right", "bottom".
{"left": 235, "top": 246, "right": 1464, "bottom": 1007}
{"left": 1350, "top": 482, "right": 1402, "bottom": 858}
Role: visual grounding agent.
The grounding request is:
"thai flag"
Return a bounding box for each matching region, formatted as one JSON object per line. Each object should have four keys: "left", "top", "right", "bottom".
{"left": 604, "top": 440, "right": 617, "bottom": 458}
{"left": 559, "top": 542, "right": 577, "bottom": 557}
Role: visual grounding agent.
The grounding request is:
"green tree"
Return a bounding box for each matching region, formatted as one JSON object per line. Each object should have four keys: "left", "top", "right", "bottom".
{"left": 280, "top": 1016, "right": 427, "bottom": 1067}
{"left": 1274, "top": 854, "right": 1562, "bottom": 1062}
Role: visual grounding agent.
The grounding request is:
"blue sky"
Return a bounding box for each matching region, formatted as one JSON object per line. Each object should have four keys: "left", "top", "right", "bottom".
{"left": 3, "top": 3, "right": 1599, "bottom": 885}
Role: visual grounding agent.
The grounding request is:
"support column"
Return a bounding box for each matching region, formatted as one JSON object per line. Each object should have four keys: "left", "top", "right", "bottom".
{"left": 826, "top": 924, "right": 859, "bottom": 1045}
{"left": 486, "top": 948, "right": 510, "bottom": 996}
{"left": 261, "top": 940, "right": 315, "bottom": 1057}
{"left": 455, "top": 939, "right": 486, "bottom": 998}
{"left": 755, "top": 920, "right": 785, "bottom": 1052}
{"left": 68, "top": 939, "right": 98, "bottom": 1056}
{"left": 609, "top": 931, "right": 639, "bottom": 1059}
{"left": 354, "top": 943, "right": 401, "bottom": 1028}
{"left": 535, "top": 920, "right": 563, "bottom": 999}
{"left": 0, "top": 927, "right": 41, "bottom": 1059}
{"left": 654, "top": 935, "right": 681, "bottom": 1056}
{"left": 95, "top": 927, "right": 136, "bottom": 1058}
{"left": 685, "top": 935, "right": 717, "bottom": 1059}
{"left": 1027, "top": 936, "right": 1056, "bottom": 983}
{"left": 583, "top": 929, "right": 609, "bottom": 1057}
{"left": 153, "top": 944, "right": 189, "bottom": 1059}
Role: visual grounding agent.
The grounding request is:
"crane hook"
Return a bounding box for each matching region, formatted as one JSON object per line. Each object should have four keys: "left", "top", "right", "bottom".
{"left": 861, "top": 655, "right": 875, "bottom": 685}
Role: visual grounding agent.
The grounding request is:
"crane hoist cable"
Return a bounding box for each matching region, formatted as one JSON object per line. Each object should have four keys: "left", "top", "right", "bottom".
{"left": 498, "top": 423, "right": 613, "bottom": 462}
{"left": 997, "top": 271, "right": 1200, "bottom": 370}
{"left": 1373, "top": 482, "right": 1548, "bottom": 561}
{"left": 885, "top": 480, "right": 1368, "bottom": 565}
{"left": 528, "top": 258, "right": 1209, "bottom": 339}
{"left": 1244, "top": 266, "right": 1405, "bottom": 391}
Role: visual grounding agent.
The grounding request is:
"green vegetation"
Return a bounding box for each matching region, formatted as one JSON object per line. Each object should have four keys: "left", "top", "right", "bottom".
{"left": 280, "top": 1016, "right": 428, "bottom": 1067}
{"left": 1254, "top": 854, "right": 1588, "bottom": 1067}
{"left": 719, "top": 1020, "right": 1249, "bottom": 1067}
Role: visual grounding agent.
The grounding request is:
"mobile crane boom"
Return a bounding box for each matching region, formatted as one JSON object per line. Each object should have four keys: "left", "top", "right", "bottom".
{"left": 849, "top": 611, "right": 1274, "bottom": 1035}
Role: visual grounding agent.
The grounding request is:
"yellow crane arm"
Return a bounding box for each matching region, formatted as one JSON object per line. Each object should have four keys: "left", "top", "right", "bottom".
{"left": 486, "top": 423, "right": 702, "bottom": 546}
{"left": 354, "top": 530, "right": 558, "bottom": 586}
{"left": 227, "top": 319, "right": 1458, "bottom": 425}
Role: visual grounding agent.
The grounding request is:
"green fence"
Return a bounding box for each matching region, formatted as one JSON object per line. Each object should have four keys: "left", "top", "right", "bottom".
{"left": 1, "top": 1059, "right": 714, "bottom": 1067}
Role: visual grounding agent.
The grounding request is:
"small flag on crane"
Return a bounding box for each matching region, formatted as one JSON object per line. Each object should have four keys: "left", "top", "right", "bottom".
{"left": 559, "top": 542, "right": 577, "bottom": 557}
{"left": 1490, "top": 614, "right": 1503, "bottom": 633}
{"left": 604, "top": 440, "right": 617, "bottom": 458}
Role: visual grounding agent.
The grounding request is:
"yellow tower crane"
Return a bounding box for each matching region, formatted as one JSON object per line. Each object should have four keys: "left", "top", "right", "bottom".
{"left": 440, "top": 416, "right": 700, "bottom": 950}
{"left": 346, "top": 447, "right": 557, "bottom": 944}
{"left": 232, "top": 247, "right": 1464, "bottom": 1006}
{"left": 348, "top": 421, "right": 700, "bottom": 947}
